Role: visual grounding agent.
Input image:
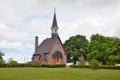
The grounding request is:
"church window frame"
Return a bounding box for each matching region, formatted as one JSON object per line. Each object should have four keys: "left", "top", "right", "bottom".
{"left": 52, "top": 51, "right": 63, "bottom": 59}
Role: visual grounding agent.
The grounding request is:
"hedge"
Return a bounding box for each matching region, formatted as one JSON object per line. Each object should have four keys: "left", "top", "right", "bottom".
{"left": 0, "top": 63, "right": 66, "bottom": 68}
{"left": 70, "top": 65, "right": 90, "bottom": 68}
{"left": 0, "top": 64, "right": 8, "bottom": 67}
{"left": 41, "top": 64, "right": 66, "bottom": 68}
{"left": 1, "top": 63, "right": 120, "bottom": 69}
{"left": 99, "top": 65, "right": 120, "bottom": 69}
{"left": 70, "top": 65, "right": 120, "bottom": 70}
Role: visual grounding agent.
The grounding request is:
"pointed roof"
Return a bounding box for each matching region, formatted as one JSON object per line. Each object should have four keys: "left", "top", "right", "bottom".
{"left": 34, "top": 36, "right": 67, "bottom": 55}
{"left": 51, "top": 10, "right": 59, "bottom": 29}
{"left": 35, "top": 36, "right": 57, "bottom": 54}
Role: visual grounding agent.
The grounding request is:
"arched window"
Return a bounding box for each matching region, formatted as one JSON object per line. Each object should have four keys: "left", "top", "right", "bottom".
{"left": 52, "top": 51, "right": 63, "bottom": 59}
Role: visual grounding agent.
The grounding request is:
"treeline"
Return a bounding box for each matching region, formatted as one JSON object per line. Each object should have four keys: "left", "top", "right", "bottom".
{"left": 64, "top": 34, "right": 120, "bottom": 65}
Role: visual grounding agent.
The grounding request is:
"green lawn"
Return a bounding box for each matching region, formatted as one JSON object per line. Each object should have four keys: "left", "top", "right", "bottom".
{"left": 0, "top": 68, "right": 120, "bottom": 80}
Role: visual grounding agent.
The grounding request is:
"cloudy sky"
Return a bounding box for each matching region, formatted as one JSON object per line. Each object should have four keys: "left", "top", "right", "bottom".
{"left": 0, "top": 0, "right": 120, "bottom": 63}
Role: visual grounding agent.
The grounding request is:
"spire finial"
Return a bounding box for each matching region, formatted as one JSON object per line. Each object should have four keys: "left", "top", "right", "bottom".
{"left": 54, "top": 8, "right": 56, "bottom": 13}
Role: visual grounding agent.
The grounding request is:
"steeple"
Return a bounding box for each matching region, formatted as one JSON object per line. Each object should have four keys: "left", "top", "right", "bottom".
{"left": 51, "top": 9, "right": 59, "bottom": 37}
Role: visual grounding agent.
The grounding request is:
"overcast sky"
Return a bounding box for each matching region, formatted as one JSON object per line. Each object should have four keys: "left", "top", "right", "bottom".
{"left": 0, "top": 0, "right": 120, "bottom": 63}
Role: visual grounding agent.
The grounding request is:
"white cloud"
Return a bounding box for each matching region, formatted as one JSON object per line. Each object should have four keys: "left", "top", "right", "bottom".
{"left": 59, "top": 15, "right": 120, "bottom": 42}
{"left": 28, "top": 18, "right": 51, "bottom": 35}
{"left": 0, "top": 40, "right": 22, "bottom": 48}
{"left": 0, "top": 23, "right": 31, "bottom": 42}
{"left": 0, "top": 0, "right": 120, "bottom": 62}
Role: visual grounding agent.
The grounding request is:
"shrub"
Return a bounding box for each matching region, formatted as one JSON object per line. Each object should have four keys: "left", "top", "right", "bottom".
{"left": 41, "top": 64, "right": 66, "bottom": 68}
{"left": 30, "top": 61, "right": 41, "bottom": 67}
{"left": 78, "top": 55, "right": 86, "bottom": 67}
{"left": 99, "top": 65, "right": 120, "bottom": 70}
{"left": 8, "top": 60, "right": 18, "bottom": 67}
{"left": 90, "top": 59, "right": 99, "bottom": 70}
{"left": 70, "top": 65, "right": 90, "bottom": 68}
{"left": 17, "top": 63, "right": 26, "bottom": 67}
{"left": 24, "top": 63, "right": 31, "bottom": 67}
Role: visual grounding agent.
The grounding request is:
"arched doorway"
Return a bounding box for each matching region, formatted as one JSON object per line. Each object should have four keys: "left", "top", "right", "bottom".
{"left": 52, "top": 51, "right": 63, "bottom": 64}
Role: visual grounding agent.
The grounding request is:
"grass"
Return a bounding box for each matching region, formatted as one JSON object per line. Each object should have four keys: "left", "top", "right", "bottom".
{"left": 0, "top": 68, "right": 120, "bottom": 80}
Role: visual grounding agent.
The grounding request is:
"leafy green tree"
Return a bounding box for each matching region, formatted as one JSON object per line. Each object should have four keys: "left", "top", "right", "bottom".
{"left": 0, "top": 50, "right": 4, "bottom": 64}
{"left": 64, "top": 35, "right": 88, "bottom": 64}
{"left": 87, "top": 34, "right": 120, "bottom": 65}
{"left": 107, "top": 37, "right": 120, "bottom": 64}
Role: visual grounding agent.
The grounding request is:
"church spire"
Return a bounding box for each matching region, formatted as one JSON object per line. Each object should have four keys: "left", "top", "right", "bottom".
{"left": 51, "top": 9, "right": 59, "bottom": 37}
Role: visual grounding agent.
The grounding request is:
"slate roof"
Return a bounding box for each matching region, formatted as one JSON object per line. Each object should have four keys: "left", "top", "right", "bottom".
{"left": 35, "top": 36, "right": 57, "bottom": 54}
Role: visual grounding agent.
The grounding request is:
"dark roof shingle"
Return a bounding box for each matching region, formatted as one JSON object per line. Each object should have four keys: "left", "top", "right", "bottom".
{"left": 35, "top": 36, "right": 57, "bottom": 54}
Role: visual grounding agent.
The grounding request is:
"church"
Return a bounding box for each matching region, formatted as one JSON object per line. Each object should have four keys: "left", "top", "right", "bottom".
{"left": 32, "top": 11, "right": 67, "bottom": 64}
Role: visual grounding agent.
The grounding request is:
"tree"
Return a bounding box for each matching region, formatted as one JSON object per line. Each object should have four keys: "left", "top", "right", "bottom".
{"left": 107, "top": 37, "right": 120, "bottom": 64}
{"left": 64, "top": 35, "right": 88, "bottom": 64}
{"left": 0, "top": 50, "right": 4, "bottom": 64}
{"left": 87, "top": 34, "right": 120, "bottom": 65}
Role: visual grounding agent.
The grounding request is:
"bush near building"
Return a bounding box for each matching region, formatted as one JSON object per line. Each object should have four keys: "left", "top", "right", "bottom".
{"left": 90, "top": 59, "right": 100, "bottom": 70}
{"left": 8, "top": 60, "right": 18, "bottom": 67}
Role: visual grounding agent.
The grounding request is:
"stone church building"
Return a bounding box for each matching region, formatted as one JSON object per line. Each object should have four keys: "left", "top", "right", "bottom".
{"left": 32, "top": 12, "right": 67, "bottom": 64}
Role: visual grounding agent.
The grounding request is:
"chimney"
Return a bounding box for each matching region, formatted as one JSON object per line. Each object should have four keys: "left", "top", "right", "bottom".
{"left": 35, "top": 36, "right": 38, "bottom": 52}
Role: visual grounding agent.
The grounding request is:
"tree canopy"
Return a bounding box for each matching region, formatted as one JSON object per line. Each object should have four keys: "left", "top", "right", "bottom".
{"left": 87, "top": 34, "right": 120, "bottom": 65}
{"left": 64, "top": 35, "right": 88, "bottom": 64}
{"left": 64, "top": 34, "right": 120, "bottom": 65}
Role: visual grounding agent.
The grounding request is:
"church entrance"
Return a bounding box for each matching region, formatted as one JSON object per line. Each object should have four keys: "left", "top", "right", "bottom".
{"left": 52, "top": 51, "right": 63, "bottom": 64}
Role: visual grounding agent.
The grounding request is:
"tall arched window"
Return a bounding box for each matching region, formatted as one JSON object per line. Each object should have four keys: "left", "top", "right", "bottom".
{"left": 52, "top": 51, "right": 63, "bottom": 64}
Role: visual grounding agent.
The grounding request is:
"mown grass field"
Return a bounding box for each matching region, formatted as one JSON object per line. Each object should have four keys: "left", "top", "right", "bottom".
{"left": 0, "top": 68, "right": 120, "bottom": 80}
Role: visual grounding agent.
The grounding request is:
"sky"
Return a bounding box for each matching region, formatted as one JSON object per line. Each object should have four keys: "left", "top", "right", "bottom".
{"left": 0, "top": 0, "right": 120, "bottom": 63}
